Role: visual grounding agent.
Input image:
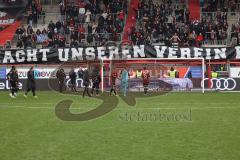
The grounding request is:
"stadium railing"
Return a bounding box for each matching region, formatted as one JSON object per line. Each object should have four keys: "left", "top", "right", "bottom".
{"left": 4, "top": 32, "right": 123, "bottom": 49}
{"left": 38, "top": 0, "right": 59, "bottom": 5}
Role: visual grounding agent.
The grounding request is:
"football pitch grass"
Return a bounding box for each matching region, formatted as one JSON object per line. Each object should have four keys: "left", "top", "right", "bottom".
{"left": 0, "top": 91, "right": 240, "bottom": 160}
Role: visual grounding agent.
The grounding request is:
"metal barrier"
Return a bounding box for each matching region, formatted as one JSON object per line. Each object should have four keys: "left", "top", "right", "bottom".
{"left": 2, "top": 34, "right": 237, "bottom": 49}
{"left": 6, "top": 32, "right": 123, "bottom": 49}
{"left": 22, "top": 11, "right": 125, "bottom": 26}
{"left": 200, "top": 2, "right": 240, "bottom": 12}
{"left": 38, "top": 0, "right": 59, "bottom": 5}
{"left": 23, "top": 12, "right": 61, "bottom": 27}
{"left": 202, "top": 40, "right": 228, "bottom": 46}
{"left": 200, "top": 12, "right": 240, "bottom": 21}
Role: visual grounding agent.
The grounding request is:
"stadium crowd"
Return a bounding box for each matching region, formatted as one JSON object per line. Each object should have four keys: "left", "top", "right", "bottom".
{"left": 129, "top": 0, "right": 231, "bottom": 47}
{"left": 62, "top": 0, "right": 128, "bottom": 44}
{"left": 201, "top": 0, "right": 239, "bottom": 12}
{"left": 201, "top": 0, "right": 240, "bottom": 45}
{"left": 12, "top": 0, "right": 240, "bottom": 49}
{"left": 26, "top": 0, "right": 43, "bottom": 27}
{"left": 15, "top": 0, "right": 128, "bottom": 49}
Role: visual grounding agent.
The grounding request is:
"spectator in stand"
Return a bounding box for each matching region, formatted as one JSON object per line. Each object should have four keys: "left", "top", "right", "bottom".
{"left": 31, "top": 31, "right": 37, "bottom": 44}
{"left": 27, "top": 25, "right": 33, "bottom": 35}
{"left": 85, "top": 9, "right": 92, "bottom": 23}
{"left": 170, "top": 33, "right": 181, "bottom": 44}
{"left": 16, "top": 39, "right": 23, "bottom": 48}
{"left": 118, "top": 9, "right": 125, "bottom": 26}
{"left": 196, "top": 33, "right": 204, "bottom": 47}
{"left": 59, "top": 1, "right": 65, "bottom": 23}
{"left": 36, "top": 29, "right": 42, "bottom": 43}
{"left": 70, "top": 30, "right": 78, "bottom": 41}
{"left": 188, "top": 31, "right": 197, "bottom": 47}
{"left": 48, "top": 20, "right": 55, "bottom": 31}
{"left": 185, "top": 8, "right": 190, "bottom": 22}
{"left": 210, "top": 29, "right": 216, "bottom": 44}
{"left": 70, "top": 38, "right": 79, "bottom": 48}
{"left": 42, "top": 29, "right": 48, "bottom": 44}
{"left": 55, "top": 20, "right": 62, "bottom": 31}
{"left": 27, "top": 0, "right": 41, "bottom": 28}
{"left": 78, "top": 24, "right": 85, "bottom": 42}
{"left": 28, "top": 13, "right": 33, "bottom": 27}
{"left": 16, "top": 26, "right": 25, "bottom": 40}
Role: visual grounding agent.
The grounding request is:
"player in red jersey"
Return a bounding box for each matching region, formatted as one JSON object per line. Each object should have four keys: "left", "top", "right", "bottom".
{"left": 110, "top": 69, "right": 118, "bottom": 96}
{"left": 142, "top": 67, "right": 150, "bottom": 95}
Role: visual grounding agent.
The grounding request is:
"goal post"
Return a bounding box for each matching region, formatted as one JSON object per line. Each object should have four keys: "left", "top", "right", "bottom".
{"left": 101, "top": 58, "right": 205, "bottom": 93}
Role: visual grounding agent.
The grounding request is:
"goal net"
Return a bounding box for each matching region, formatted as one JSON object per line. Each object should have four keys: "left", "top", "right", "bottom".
{"left": 101, "top": 58, "right": 205, "bottom": 93}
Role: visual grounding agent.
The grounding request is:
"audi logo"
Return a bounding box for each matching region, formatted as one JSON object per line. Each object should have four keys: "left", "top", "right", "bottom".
{"left": 201, "top": 78, "right": 236, "bottom": 91}
{"left": 66, "top": 78, "right": 93, "bottom": 88}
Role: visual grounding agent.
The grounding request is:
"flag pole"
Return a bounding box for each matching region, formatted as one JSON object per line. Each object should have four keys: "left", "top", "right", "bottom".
{"left": 208, "top": 59, "right": 211, "bottom": 89}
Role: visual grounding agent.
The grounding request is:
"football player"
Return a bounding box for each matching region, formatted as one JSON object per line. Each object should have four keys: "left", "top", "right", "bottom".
{"left": 7, "top": 66, "right": 19, "bottom": 98}
{"left": 110, "top": 69, "right": 118, "bottom": 96}
{"left": 142, "top": 67, "right": 150, "bottom": 95}
{"left": 120, "top": 67, "right": 129, "bottom": 96}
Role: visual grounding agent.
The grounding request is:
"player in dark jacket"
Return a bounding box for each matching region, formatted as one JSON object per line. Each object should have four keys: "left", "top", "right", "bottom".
{"left": 69, "top": 68, "right": 77, "bottom": 92}
{"left": 56, "top": 68, "right": 66, "bottom": 93}
{"left": 82, "top": 69, "right": 91, "bottom": 97}
{"left": 7, "top": 66, "right": 19, "bottom": 98}
{"left": 91, "top": 69, "right": 101, "bottom": 96}
{"left": 78, "top": 67, "right": 84, "bottom": 79}
{"left": 24, "top": 67, "right": 37, "bottom": 98}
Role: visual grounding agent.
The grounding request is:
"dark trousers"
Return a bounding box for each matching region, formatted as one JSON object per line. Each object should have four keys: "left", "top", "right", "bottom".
{"left": 10, "top": 81, "right": 18, "bottom": 95}
{"left": 83, "top": 84, "right": 91, "bottom": 97}
{"left": 25, "top": 82, "right": 36, "bottom": 96}
{"left": 110, "top": 84, "right": 117, "bottom": 95}
{"left": 58, "top": 80, "right": 64, "bottom": 93}
{"left": 143, "top": 83, "right": 149, "bottom": 94}
{"left": 91, "top": 82, "right": 100, "bottom": 95}
{"left": 70, "top": 80, "right": 76, "bottom": 92}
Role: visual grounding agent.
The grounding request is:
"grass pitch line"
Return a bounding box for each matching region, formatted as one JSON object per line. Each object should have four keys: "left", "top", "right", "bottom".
{"left": 0, "top": 105, "right": 239, "bottom": 110}
{"left": 0, "top": 102, "right": 239, "bottom": 105}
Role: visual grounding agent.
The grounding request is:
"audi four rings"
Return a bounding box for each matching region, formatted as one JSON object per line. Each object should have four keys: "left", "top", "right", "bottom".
{"left": 201, "top": 78, "right": 236, "bottom": 91}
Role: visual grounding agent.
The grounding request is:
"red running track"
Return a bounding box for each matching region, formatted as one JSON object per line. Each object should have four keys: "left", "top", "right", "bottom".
{"left": 0, "top": 21, "right": 21, "bottom": 46}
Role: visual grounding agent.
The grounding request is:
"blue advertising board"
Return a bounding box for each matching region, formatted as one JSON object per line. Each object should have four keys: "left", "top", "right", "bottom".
{"left": 0, "top": 67, "right": 6, "bottom": 79}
